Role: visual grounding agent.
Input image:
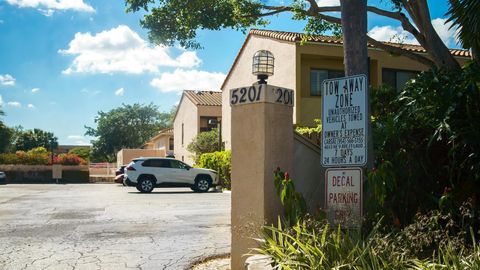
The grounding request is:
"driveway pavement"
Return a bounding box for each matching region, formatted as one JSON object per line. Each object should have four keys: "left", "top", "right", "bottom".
{"left": 0, "top": 184, "right": 231, "bottom": 270}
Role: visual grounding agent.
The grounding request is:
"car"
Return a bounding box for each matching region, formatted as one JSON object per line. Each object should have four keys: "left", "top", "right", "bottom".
{"left": 115, "top": 165, "right": 126, "bottom": 176}
{"left": 123, "top": 157, "right": 218, "bottom": 193}
{"left": 114, "top": 174, "right": 124, "bottom": 184}
{"left": 0, "top": 171, "right": 6, "bottom": 184}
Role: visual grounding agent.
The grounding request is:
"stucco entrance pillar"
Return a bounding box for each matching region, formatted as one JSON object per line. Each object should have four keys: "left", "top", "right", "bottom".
{"left": 230, "top": 84, "right": 294, "bottom": 269}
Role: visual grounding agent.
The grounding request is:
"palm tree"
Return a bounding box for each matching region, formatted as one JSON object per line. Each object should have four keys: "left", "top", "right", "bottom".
{"left": 447, "top": 0, "right": 480, "bottom": 63}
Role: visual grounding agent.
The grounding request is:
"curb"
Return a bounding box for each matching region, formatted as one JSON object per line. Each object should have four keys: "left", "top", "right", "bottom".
{"left": 185, "top": 253, "right": 230, "bottom": 270}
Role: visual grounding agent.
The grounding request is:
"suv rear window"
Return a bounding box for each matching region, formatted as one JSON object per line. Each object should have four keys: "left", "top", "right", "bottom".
{"left": 142, "top": 159, "right": 171, "bottom": 168}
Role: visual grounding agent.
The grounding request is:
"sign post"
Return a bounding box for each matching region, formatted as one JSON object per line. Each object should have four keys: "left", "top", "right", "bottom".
{"left": 321, "top": 75, "right": 367, "bottom": 227}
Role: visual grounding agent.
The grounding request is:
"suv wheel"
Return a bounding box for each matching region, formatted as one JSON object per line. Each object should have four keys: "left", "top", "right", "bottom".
{"left": 137, "top": 177, "right": 155, "bottom": 193}
{"left": 194, "top": 176, "right": 211, "bottom": 193}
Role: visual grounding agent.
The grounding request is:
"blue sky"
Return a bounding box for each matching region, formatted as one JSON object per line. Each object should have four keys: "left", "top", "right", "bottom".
{"left": 0, "top": 0, "right": 458, "bottom": 145}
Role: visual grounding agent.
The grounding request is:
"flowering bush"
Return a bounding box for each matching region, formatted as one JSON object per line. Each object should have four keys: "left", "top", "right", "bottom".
{"left": 0, "top": 151, "right": 50, "bottom": 165}
{"left": 53, "top": 153, "right": 87, "bottom": 166}
{"left": 0, "top": 152, "right": 85, "bottom": 165}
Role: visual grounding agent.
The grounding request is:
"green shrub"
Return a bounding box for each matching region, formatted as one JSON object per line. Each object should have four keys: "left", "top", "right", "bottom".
{"left": 68, "top": 147, "right": 90, "bottom": 162}
{"left": 256, "top": 209, "right": 480, "bottom": 270}
{"left": 367, "top": 62, "right": 480, "bottom": 229}
{"left": 0, "top": 151, "right": 50, "bottom": 165}
{"left": 273, "top": 168, "right": 307, "bottom": 226}
{"left": 196, "top": 150, "right": 231, "bottom": 189}
{"left": 187, "top": 128, "right": 222, "bottom": 162}
{"left": 27, "top": 146, "right": 48, "bottom": 155}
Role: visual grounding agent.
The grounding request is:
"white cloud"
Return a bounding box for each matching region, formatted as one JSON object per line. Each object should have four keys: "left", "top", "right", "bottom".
{"left": 0, "top": 95, "right": 3, "bottom": 106}
{"left": 0, "top": 74, "right": 15, "bottom": 86}
{"left": 150, "top": 69, "right": 226, "bottom": 93}
{"left": 60, "top": 25, "right": 201, "bottom": 74}
{"left": 7, "top": 101, "right": 21, "bottom": 108}
{"left": 114, "top": 87, "right": 125, "bottom": 96}
{"left": 432, "top": 18, "right": 460, "bottom": 48}
{"left": 368, "top": 25, "right": 419, "bottom": 45}
{"left": 317, "top": 0, "right": 340, "bottom": 6}
{"left": 67, "top": 135, "right": 90, "bottom": 145}
{"left": 31, "top": 87, "right": 40, "bottom": 93}
{"left": 5, "top": 0, "right": 94, "bottom": 13}
{"left": 27, "top": 104, "right": 35, "bottom": 109}
{"left": 369, "top": 19, "right": 461, "bottom": 48}
{"left": 38, "top": 8, "right": 54, "bottom": 17}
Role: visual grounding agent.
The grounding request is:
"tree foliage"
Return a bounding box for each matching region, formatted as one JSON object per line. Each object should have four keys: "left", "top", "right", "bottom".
{"left": 447, "top": 0, "right": 480, "bottom": 62}
{"left": 14, "top": 128, "right": 58, "bottom": 152}
{"left": 187, "top": 128, "right": 222, "bottom": 162}
{"left": 125, "top": 0, "right": 467, "bottom": 70}
{"left": 367, "top": 62, "right": 480, "bottom": 227}
{"left": 0, "top": 109, "right": 12, "bottom": 153}
{"left": 85, "top": 103, "right": 172, "bottom": 162}
{"left": 68, "top": 147, "right": 91, "bottom": 162}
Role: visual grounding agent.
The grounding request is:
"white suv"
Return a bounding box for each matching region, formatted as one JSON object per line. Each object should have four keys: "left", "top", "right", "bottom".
{"left": 123, "top": 157, "right": 219, "bottom": 193}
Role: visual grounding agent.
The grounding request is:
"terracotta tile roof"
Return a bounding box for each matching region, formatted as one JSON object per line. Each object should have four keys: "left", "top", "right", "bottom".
{"left": 159, "top": 127, "right": 173, "bottom": 135}
{"left": 249, "top": 29, "right": 471, "bottom": 57}
{"left": 220, "top": 29, "right": 471, "bottom": 90}
{"left": 184, "top": 90, "right": 222, "bottom": 106}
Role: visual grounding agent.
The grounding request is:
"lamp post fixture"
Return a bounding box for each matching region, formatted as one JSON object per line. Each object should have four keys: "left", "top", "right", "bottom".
{"left": 252, "top": 50, "right": 274, "bottom": 84}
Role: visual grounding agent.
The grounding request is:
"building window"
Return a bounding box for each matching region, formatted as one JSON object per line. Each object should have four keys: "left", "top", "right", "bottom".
{"left": 181, "top": 123, "right": 184, "bottom": 146}
{"left": 200, "top": 116, "right": 219, "bottom": 133}
{"left": 310, "top": 69, "right": 344, "bottom": 96}
{"left": 169, "top": 137, "right": 174, "bottom": 151}
{"left": 382, "top": 68, "right": 418, "bottom": 91}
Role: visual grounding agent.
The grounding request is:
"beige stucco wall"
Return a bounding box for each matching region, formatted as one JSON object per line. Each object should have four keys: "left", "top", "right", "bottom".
{"left": 292, "top": 133, "right": 325, "bottom": 212}
{"left": 174, "top": 94, "right": 222, "bottom": 165}
{"left": 222, "top": 35, "right": 297, "bottom": 150}
{"left": 116, "top": 149, "right": 166, "bottom": 167}
{"left": 149, "top": 135, "right": 173, "bottom": 153}
{"left": 174, "top": 97, "right": 198, "bottom": 165}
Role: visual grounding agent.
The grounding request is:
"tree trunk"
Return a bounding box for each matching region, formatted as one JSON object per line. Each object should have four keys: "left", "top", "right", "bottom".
{"left": 403, "top": 0, "right": 460, "bottom": 70}
{"left": 340, "top": 0, "right": 368, "bottom": 76}
{"left": 340, "top": 0, "right": 373, "bottom": 171}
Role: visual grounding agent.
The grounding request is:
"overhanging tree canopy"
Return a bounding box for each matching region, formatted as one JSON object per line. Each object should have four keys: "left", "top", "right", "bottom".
{"left": 125, "top": 0, "right": 466, "bottom": 70}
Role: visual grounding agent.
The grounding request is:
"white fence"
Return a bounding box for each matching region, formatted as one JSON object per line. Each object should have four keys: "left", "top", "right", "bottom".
{"left": 89, "top": 162, "right": 117, "bottom": 176}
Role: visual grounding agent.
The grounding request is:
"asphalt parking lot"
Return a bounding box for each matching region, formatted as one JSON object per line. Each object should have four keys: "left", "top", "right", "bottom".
{"left": 0, "top": 184, "right": 231, "bottom": 270}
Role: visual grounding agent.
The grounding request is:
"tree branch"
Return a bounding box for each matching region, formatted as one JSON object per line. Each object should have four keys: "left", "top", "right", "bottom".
{"left": 256, "top": 7, "right": 292, "bottom": 18}
{"left": 367, "top": 36, "right": 435, "bottom": 67}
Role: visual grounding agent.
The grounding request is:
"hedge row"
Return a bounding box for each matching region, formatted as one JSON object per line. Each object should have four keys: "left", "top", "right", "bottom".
{"left": 0, "top": 152, "right": 87, "bottom": 165}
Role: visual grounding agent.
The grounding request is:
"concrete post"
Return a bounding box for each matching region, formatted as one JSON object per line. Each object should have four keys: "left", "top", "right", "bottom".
{"left": 230, "top": 84, "right": 294, "bottom": 269}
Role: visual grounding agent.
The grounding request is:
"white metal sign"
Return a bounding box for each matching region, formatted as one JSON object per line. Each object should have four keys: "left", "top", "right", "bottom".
{"left": 321, "top": 75, "right": 367, "bottom": 167}
{"left": 52, "top": 164, "right": 62, "bottom": 179}
{"left": 230, "top": 84, "right": 294, "bottom": 107}
{"left": 325, "top": 168, "right": 362, "bottom": 227}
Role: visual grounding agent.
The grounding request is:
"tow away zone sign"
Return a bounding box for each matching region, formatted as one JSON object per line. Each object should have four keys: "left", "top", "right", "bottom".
{"left": 325, "top": 168, "right": 362, "bottom": 227}
{"left": 321, "top": 75, "right": 367, "bottom": 167}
